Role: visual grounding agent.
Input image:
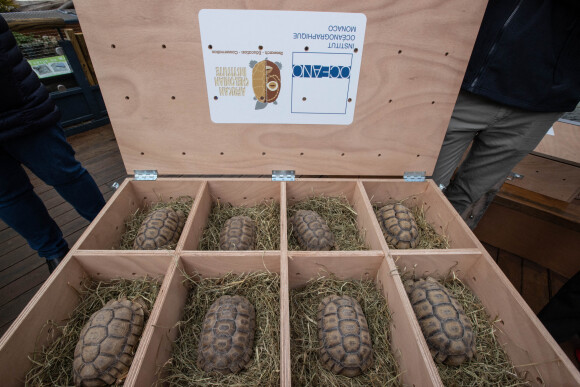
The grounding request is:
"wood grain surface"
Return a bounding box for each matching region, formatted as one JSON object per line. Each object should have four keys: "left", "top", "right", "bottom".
{"left": 74, "top": 0, "right": 487, "bottom": 176}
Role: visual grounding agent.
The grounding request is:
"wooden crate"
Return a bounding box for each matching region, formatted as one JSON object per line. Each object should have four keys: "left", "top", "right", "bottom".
{"left": 1, "top": 0, "right": 579, "bottom": 385}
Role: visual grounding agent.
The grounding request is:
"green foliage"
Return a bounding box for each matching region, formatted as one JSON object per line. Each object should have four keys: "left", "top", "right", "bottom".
{"left": 0, "top": 0, "right": 18, "bottom": 12}
{"left": 12, "top": 32, "right": 37, "bottom": 45}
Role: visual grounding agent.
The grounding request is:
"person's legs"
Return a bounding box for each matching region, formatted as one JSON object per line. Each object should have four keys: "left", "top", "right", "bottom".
{"left": 4, "top": 124, "right": 105, "bottom": 221}
{"left": 432, "top": 90, "right": 503, "bottom": 189}
{"left": 444, "top": 108, "right": 562, "bottom": 220}
{"left": 0, "top": 148, "right": 69, "bottom": 264}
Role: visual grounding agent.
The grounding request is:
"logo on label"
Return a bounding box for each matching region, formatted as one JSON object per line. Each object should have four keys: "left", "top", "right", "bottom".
{"left": 292, "top": 65, "right": 351, "bottom": 79}
{"left": 249, "top": 59, "right": 282, "bottom": 110}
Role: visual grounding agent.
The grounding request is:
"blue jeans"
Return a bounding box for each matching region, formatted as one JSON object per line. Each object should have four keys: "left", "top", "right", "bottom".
{"left": 0, "top": 124, "right": 105, "bottom": 260}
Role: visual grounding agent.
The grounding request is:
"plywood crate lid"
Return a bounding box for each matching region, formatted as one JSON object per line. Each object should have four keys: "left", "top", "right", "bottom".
{"left": 74, "top": 0, "right": 487, "bottom": 177}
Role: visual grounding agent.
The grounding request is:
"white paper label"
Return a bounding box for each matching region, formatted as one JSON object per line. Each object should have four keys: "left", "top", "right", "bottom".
{"left": 199, "top": 9, "right": 367, "bottom": 125}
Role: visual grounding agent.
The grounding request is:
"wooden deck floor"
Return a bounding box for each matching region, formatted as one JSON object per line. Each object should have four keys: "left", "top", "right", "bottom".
{"left": 0, "top": 124, "right": 575, "bottom": 368}
{"left": 0, "top": 124, "right": 127, "bottom": 336}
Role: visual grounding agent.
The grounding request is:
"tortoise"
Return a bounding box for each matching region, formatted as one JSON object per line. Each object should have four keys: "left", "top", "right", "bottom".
{"left": 219, "top": 215, "right": 256, "bottom": 250}
{"left": 198, "top": 295, "right": 256, "bottom": 374}
{"left": 72, "top": 298, "right": 147, "bottom": 386}
{"left": 133, "top": 207, "right": 185, "bottom": 250}
{"left": 376, "top": 203, "right": 419, "bottom": 249}
{"left": 318, "top": 295, "right": 373, "bottom": 377}
{"left": 405, "top": 277, "right": 476, "bottom": 366}
{"left": 249, "top": 59, "right": 282, "bottom": 110}
{"left": 290, "top": 210, "right": 335, "bottom": 251}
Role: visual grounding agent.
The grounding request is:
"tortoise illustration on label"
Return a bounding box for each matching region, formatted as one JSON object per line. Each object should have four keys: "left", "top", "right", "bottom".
{"left": 249, "top": 59, "right": 282, "bottom": 110}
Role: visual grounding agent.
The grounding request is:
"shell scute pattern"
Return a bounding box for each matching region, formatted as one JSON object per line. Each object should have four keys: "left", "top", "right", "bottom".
{"left": 318, "top": 295, "right": 373, "bottom": 377}
{"left": 405, "top": 277, "right": 476, "bottom": 366}
{"left": 73, "top": 299, "right": 146, "bottom": 386}
{"left": 376, "top": 203, "right": 419, "bottom": 249}
{"left": 198, "top": 295, "right": 256, "bottom": 374}
{"left": 291, "top": 210, "right": 335, "bottom": 251}
{"left": 219, "top": 216, "right": 256, "bottom": 250}
{"left": 133, "top": 207, "right": 185, "bottom": 250}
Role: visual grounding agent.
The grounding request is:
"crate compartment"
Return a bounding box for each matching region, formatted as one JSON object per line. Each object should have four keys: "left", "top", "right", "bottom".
{"left": 0, "top": 254, "right": 172, "bottom": 386}
{"left": 391, "top": 251, "right": 580, "bottom": 386}
{"left": 182, "top": 180, "right": 282, "bottom": 251}
{"left": 126, "top": 253, "right": 282, "bottom": 386}
{"left": 362, "top": 180, "right": 480, "bottom": 249}
{"left": 287, "top": 253, "right": 439, "bottom": 386}
{"left": 286, "top": 180, "right": 385, "bottom": 251}
{"left": 77, "top": 178, "right": 202, "bottom": 250}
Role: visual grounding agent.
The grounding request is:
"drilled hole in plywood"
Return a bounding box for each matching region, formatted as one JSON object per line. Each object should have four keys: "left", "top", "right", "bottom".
{"left": 378, "top": 154, "right": 381, "bottom": 157}
{"left": 243, "top": 197, "right": 247, "bottom": 200}
{"left": 115, "top": 226, "right": 119, "bottom": 230}
{"left": 472, "top": 277, "right": 477, "bottom": 281}
{"left": 296, "top": 272, "right": 301, "bottom": 276}
{"left": 262, "top": 152, "right": 266, "bottom": 156}
{"left": 132, "top": 272, "right": 136, "bottom": 275}
{"left": 341, "top": 153, "right": 345, "bottom": 156}
{"left": 431, "top": 101, "right": 435, "bottom": 104}
{"left": 96, "top": 273, "right": 101, "bottom": 276}
{"left": 140, "top": 152, "right": 144, "bottom": 155}
{"left": 182, "top": 152, "right": 186, "bottom": 155}
{"left": 417, "top": 154, "right": 420, "bottom": 157}
{"left": 304, "top": 46, "right": 309, "bottom": 51}
{"left": 398, "top": 50, "right": 402, "bottom": 54}
{"left": 162, "top": 44, "right": 167, "bottom": 49}
{"left": 302, "top": 97, "right": 307, "bottom": 101}
{"left": 208, "top": 44, "right": 213, "bottom": 49}
{"left": 111, "top": 44, "right": 116, "bottom": 48}
{"left": 125, "top": 96, "right": 130, "bottom": 100}
{"left": 348, "top": 98, "right": 352, "bottom": 102}
{"left": 171, "top": 96, "right": 176, "bottom": 100}
{"left": 445, "top": 52, "right": 449, "bottom": 56}
{"left": 220, "top": 152, "right": 224, "bottom": 155}
{"left": 300, "top": 152, "right": 304, "bottom": 156}
{"left": 388, "top": 99, "right": 392, "bottom": 103}
{"left": 258, "top": 45, "right": 263, "bottom": 50}
{"left": 214, "top": 96, "right": 218, "bottom": 100}
{"left": 354, "top": 47, "right": 358, "bottom": 53}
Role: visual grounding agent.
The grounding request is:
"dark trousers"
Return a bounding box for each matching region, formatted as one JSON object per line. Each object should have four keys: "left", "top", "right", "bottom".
{"left": 0, "top": 124, "right": 105, "bottom": 260}
{"left": 432, "top": 90, "right": 562, "bottom": 228}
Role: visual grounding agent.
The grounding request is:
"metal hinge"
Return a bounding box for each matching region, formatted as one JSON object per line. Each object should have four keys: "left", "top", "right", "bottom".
{"left": 134, "top": 170, "right": 158, "bottom": 181}
{"left": 506, "top": 172, "right": 524, "bottom": 181}
{"left": 403, "top": 171, "right": 426, "bottom": 182}
{"left": 272, "top": 170, "right": 295, "bottom": 181}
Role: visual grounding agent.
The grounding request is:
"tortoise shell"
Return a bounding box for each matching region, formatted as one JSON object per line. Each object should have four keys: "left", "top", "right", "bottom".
{"left": 252, "top": 59, "right": 281, "bottom": 104}
{"left": 73, "top": 298, "right": 146, "bottom": 386}
{"left": 198, "top": 295, "right": 256, "bottom": 374}
{"left": 219, "top": 215, "right": 256, "bottom": 250}
{"left": 133, "top": 207, "right": 185, "bottom": 250}
{"left": 290, "top": 210, "right": 335, "bottom": 251}
{"left": 376, "top": 203, "right": 419, "bottom": 249}
{"left": 405, "top": 277, "right": 476, "bottom": 366}
{"left": 318, "top": 295, "right": 373, "bottom": 377}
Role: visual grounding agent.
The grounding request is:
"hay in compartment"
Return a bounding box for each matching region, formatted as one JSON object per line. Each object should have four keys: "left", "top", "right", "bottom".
{"left": 120, "top": 195, "right": 194, "bottom": 250}
{"left": 373, "top": 199, "right": 450, "bottom": 249}
{"left": 288, "top": 195, "right": 368, "bottom": 251}
{"left": 401, "top": 272, "right": 529, "bottom": 386}
{"left": 158, "top": 271, "right": 280, "bottom": 386}
{"left": 199, "top": 200, "right": 280, "bottom": 250}
{"left": 290, "top": 275, "right": 402, "bottom": 386}
{"left": 25, "top": 277, "right": 161, "bottom": 386}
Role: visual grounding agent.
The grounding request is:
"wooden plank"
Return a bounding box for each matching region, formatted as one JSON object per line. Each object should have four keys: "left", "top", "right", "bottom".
{"left": 481, "top": 242, "right": 499, "bottom": 262}
{"left": 521, "top": 260, "right": 550, "bottom": 314}
{"left": 64, "top": 28, "right": 97, "bottom": 86}
{"left": 279, "top": 182, "right": 290, "bottom": 387}
{"left": 475, "top": 203, "right": 580, "bottom": 279}
{"left": 497, "top": 250, "right": 522, "bottom": 293}
{"left": 0, "top": 264, "right": 48, "bottom": 309}
{"left": 75, "top": 33, "right": 98, "bottom": 85}
{"left": 0, "top": 284, "right": 43, "bottom": 337}
{"left": 74, "top": 0, "right": 487, "bottom": 176}
{"left": 509, "top": 154, "right": 580, "bottom": 202}
{"left": 533, "top": 121, "right": 580, "bottom": 165}
{"left": 6, "top": 18, "right": 65, "bottom": 32}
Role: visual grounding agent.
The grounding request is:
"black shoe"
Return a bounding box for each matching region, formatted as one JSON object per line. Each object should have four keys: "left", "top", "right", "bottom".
{"left": 46, "top": 257, "right": 63, "bottom": 274}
